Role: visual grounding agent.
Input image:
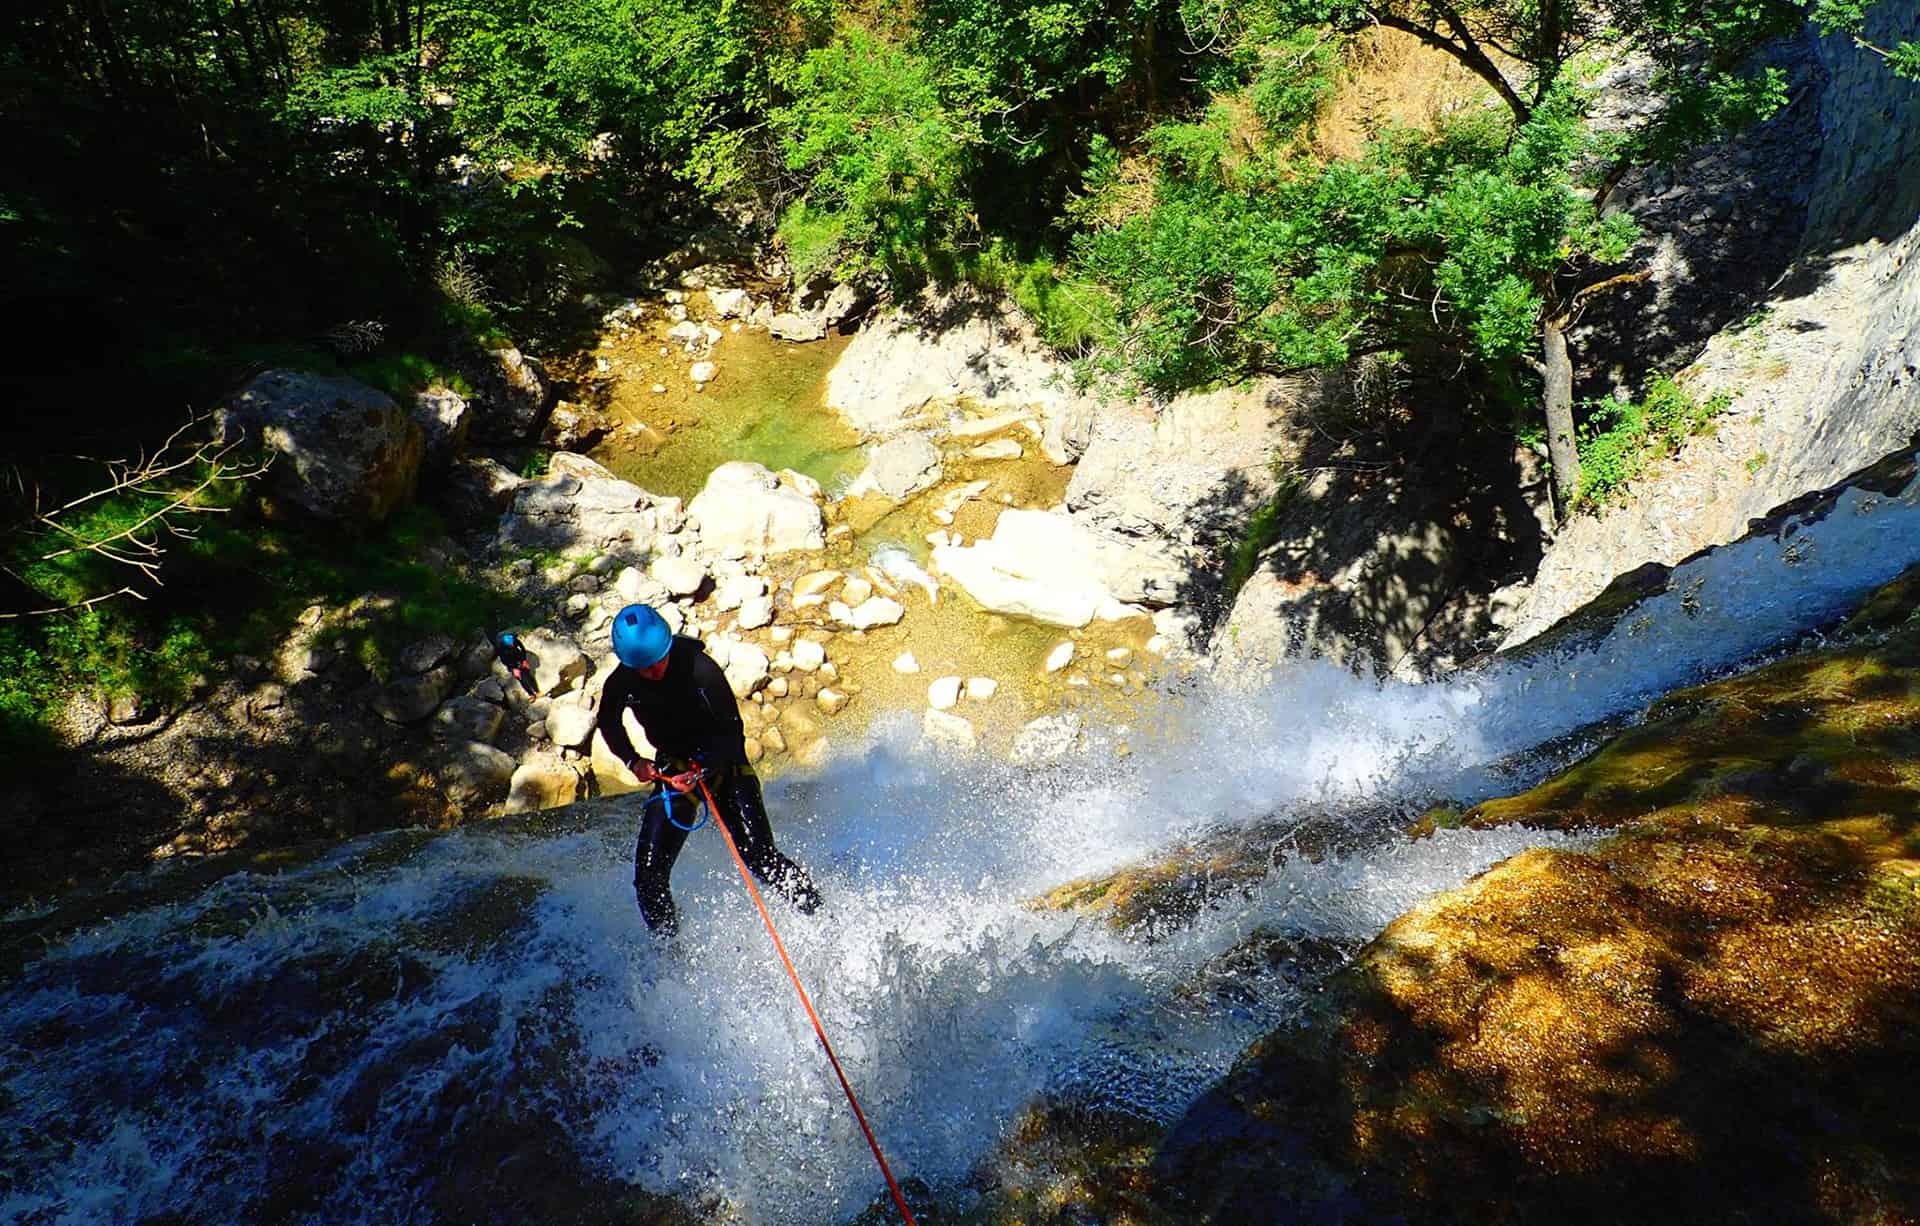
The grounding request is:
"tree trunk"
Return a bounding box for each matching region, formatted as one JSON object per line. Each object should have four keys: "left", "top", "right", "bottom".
{"left": 1542, "top": 316, "right": 1580, "bottom": 517}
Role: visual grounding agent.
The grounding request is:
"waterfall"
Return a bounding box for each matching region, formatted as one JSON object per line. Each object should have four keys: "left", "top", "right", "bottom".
{"left": 5, "top": 458, "right": 1918, "bottom": 1225}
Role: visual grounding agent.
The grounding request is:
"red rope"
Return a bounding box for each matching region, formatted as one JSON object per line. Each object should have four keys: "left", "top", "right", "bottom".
{"left": 684, "top": 772, "right": 918, "bottom": 1226}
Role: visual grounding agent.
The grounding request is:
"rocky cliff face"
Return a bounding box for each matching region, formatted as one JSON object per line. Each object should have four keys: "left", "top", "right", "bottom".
{"left": 1502, "top": 11, "right": 1920, "bottom": 649}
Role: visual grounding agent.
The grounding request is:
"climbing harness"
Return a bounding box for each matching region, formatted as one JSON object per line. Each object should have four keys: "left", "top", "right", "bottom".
{"left": 647, "top": 782, "right": 707, "bottom": 832}
{"left": 662, "top": 770, "right": 918, "bottom": 1226}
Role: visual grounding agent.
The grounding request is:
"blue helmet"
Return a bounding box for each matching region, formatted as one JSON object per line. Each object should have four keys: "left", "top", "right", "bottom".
{"left": 611, "top": 603, "right": 672, "bottom": 669}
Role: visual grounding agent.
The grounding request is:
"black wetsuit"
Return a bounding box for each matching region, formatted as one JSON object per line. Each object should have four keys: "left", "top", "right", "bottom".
{"left": 596, "top": 635, "right": 820, "bottom": 934}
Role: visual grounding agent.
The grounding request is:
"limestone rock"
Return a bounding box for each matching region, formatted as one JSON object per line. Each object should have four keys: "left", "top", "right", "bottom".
{"left": 650, "top": 554, "right": 707, "bottom": 597}
{"left": 932, "top": 509, "right": 1180, "bottom": 627}
{"left": 779, "top": 704, "right": 825, "bottom": 743}
{"left": 445, "top": 457, "right": 524, "bottom": 522}
{"left": 709, "top": 288, "right": 752, "bottom": 319}
{"left": 928, "top": 676, "right": 962, "bottom": 710}
{"left": 544, "top": 696, "right": 599, "bottom": 749}
{"left": 498, "top": 453, "right": 683, "bottom": 554}
{"left": 852, "top": 432, "right": 943, "bottom": 500}
{"left": 1010, "top": 714, "right": 1081, "bottom": 764}
{"left": 841, "top": 576, "right": 874, "bottom": 606}
{"left": 433, "top": 696, "right": 505, "bottom": 744}
{"left": 466, "top": 346, "right": 552, "bottom": 441}
{"left": 722, "top": 641, "right": 771, "bottom": 698}
{"left": 831, "top": 596, "right": 905, "bottom": 630}
{"left": 921, "top": 709, "right": 977, "bottom": 751}
{"left": 372, "top": 666, "right": 456, "bottom": 724}
{"left": 690, "top": 360, "right": 718, "bottom": 387}
{"left": 411, "top": 387, "right": 472, "bottom": 474}
{"left": 965, "top": 677, "right": 998, "bottom": 700}
{"left": 438, "top": 740, "right": 517, "bottom": 808}
{"left": 401, "top": 635, "right": 457, "bottom": 674}
{"left": 217, "top": 370, "right": 424, "bottom": 524}
{"left": 816, "top": 687, "right": 851, "bottom": 715}
{"left": 794, "top": 570, "right": 843, "bottom": 598}
{"left": 825, "top": 289, "right": 1096, "bottom": 459}
{"left": 518, "top": 629, "right": 590, "bottom": 696}
{"left": 687, "top": 461, "right": 825, "bottom": 555}
{"left": 1065, "top": 376, "right": 1311, "bottom": 547}
{"left": 503, "top": 760, "right": 585, "bottom": 814}
{"left": 737, "top": 594, "right": 775, "bottom": 630}
{"left": 791, "top": 640, "right": 827, "bottom": 672}
{"left": 1043, "top": 641, "right": 1074, "bottom": 673}
{"left": 713, "top": 574, "right": 767, "bottom": 612}
{"left": 589, "top": 714, "right": 657, "bottom": 798}
{"left": 769, "top": 312, "right": 827, "bottom": 342}
{"left": 967, "top": 438, "right": 1023, "bottom": 460}
{"left": 893, "top": 651, "right": 921, "bottom": 673}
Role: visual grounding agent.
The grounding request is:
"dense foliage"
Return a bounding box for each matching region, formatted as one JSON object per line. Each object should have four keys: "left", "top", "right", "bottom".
{"left": 1, "top": 0, "right": 1914, "bottom": 727}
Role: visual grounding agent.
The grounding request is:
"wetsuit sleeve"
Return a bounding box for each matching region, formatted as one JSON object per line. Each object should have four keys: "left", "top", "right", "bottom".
{"left": 596, "top": 671, "right": 645, "bottom": 769}
{"left": 686, "top": 651, "right": 749, "bottom": 768}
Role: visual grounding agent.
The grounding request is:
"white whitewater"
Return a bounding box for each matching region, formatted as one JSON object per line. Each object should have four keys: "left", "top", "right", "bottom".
{"left": 3, "top": 460, "right": 1918, "bottom": 1224}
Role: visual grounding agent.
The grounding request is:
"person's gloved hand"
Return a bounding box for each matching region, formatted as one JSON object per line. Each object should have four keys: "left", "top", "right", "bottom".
{"left": 630, "top": 760, "right": 663, "bottom": 783}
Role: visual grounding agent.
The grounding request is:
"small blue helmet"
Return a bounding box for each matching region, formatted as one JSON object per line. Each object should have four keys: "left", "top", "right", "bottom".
{"left": 611, "top": 603, "right": 672, "bottom": 669}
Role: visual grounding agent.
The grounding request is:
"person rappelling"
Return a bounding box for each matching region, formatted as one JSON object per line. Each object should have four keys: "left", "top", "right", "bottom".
{"left": 596, "top": 602, "right": 822, "bottom": 935}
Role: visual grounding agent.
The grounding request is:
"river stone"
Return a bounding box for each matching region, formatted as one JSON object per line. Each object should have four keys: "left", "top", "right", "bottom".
{"left": 1010, "top": 714, "right": 1081, "bottom": 764}
{"left": 498, "top": 453, "right": 683, "bottom": 554}
{"left": 928, "top": 676, "right": 962, "bottom": 710}
{"left": 469, "top": 677, "right": 507, "bottom": 704}
{"left": 932, "top": 509, "right": 1181, "bottom": 627}
{"left": 401, "top": 635, "right": 457, "bottom": 674}
{"left": 650, "top": 554, "right": 707, "bottom": 597}
{"left": 779, "top": 704, "right": 824, "bottom": 742}
{"left": 503, "top": 760, "right": 585, "bottom": 814}
{"left": 589, "top": 714, "right": 657, "bottom": 798}
{"left": 709, "top": 288, "right": 752, "bottom": 318}
{"left": 439, "top": 740, "right": 517, "bottom": 807}
{"left": 921, "top": 709, "right": 976, "bottom": 751}
{"left": 689, "top": 360, "right": 718, "bottom": 387}
{"left": 465, "top": 347, "right": 552, "bottom": 441}
{"left": 965, "top": 677, "right": 998, "bottom": 700}
{"left": 795, "top": 569, "right": 842, "bottom": 598}
{"left": 713, "top": 574, "right": 767, "bottom": 612}
{"left": 372, "top": 666, "right": 456, "bottom": 724}
{"left": 855, "top": 433, "right": 943, "bottom": 500}
{"left": 722, "top": 641, "right": 771, "bottom": 698}
{"left": 769, "top": 312, "right": 827, "bottom": 342}
{"left": 411, "top": 386, "right": 471, "bottom": 474}
{"left": 967, "top": 438, "right": 1023, "bottom": 460}
{"left": 445, "top": 456, "right": 524, "bottom": 523}
{"left": 791, "top": 640, "right": 827, "bottom": 672}
{"left": 518, "top": 629, "right": 589, "bottom": 696}
{"left": 737, "top": 594, "right": 775, "bottom": 630}
{"left": 687, "top": 461, "right": 825, "bottom": 556}
{"left": 217, "top": 370, "right": 424, "bottom": 524}
{"left": 434, "top": 696, "right": 505, "bottom": 744}
{"left": 543, "top": 696, "right": 598, "bottom": 750}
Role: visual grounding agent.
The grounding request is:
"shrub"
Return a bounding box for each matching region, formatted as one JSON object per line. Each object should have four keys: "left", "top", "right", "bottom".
{"left": 1574, "top": 374, "right": 1732, "bottom": 509}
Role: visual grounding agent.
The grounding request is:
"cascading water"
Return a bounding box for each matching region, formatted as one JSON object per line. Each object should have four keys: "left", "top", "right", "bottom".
{"left": 5, "top": 459, "right": 1919, "bottom": 1225}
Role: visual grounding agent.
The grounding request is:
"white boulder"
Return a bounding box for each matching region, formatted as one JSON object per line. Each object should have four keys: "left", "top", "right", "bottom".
{"left": 688, "top": 461, "right": 825, "bottom": 555}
